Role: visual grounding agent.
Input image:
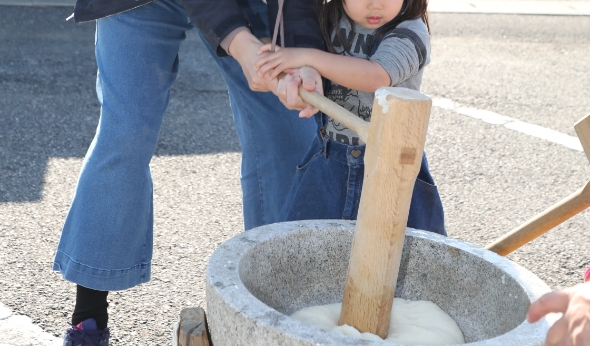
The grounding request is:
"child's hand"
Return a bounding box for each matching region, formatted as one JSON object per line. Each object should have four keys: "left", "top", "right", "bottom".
{"left": 275, "top": 66, "right": 322, "bottom": 118}
{"left": 528, "top": 282, "right": 590, "bottom": 346}
{"left": 255, "top": 44, "right": 309, "bottom": 80}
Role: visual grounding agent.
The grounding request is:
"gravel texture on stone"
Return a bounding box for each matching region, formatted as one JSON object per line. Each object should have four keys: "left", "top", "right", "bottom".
{"left": 207, "top": 221, "right": 554, "bottom": 345}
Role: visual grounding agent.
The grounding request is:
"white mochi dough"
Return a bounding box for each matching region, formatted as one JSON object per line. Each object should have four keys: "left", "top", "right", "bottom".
{"left": 290, "top": 298, "right": 465, "bottom": 345}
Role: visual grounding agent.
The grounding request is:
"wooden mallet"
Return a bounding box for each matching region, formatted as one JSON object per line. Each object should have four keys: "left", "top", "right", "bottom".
{"left": 175, "top": 78, "right": 431, "bottom": 344}
{"left": 293, "top": 84, "right": 432, "bottom": 338}
{"left": 486, "top": 113, "right": 590, "bottom": 256}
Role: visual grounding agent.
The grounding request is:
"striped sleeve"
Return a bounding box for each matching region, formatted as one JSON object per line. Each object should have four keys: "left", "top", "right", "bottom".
{"left": 370, "top": 19, "right": 431, "bottom": 88}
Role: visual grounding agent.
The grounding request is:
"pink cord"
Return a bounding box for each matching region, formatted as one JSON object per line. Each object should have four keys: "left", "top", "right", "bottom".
{"left": 271, "top": 0, "right": 285, "bottom": 53}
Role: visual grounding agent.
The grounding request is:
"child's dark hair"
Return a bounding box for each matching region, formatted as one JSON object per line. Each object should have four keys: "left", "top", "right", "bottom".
{"left": 314, "top": 0, "right": 430, "bottom": 55}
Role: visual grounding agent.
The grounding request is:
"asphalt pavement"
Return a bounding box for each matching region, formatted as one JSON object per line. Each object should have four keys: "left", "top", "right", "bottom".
{"left": 1, "top": 3, "right": 590, "bottom": 346}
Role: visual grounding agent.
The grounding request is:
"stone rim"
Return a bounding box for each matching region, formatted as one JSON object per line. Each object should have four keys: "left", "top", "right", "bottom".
{"left": 206, "top": 220, "right": 554, "bottom": 345}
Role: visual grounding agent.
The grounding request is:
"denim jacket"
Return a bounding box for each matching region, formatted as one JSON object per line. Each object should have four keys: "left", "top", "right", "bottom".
{"left": 71, "top": 0, "right": 324, "bottom": 57}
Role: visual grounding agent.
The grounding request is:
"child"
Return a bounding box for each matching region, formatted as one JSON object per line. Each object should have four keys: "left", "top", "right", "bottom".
{"left": 527, "top": 269, "right": 590, "bottom": 345}
{"left": 255, "top": 0, "right": 446, "bottom": 235}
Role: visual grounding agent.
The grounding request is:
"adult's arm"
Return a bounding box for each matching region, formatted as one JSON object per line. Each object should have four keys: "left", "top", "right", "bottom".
{"left": 176, "top": 0, "right": 251, "bottom": 57}
{"left": 177, "top": 0, "right": 271, "bottom": 91}
{"left": 269, "top": 0, "right": 325, "bottom": 112}
{"left": 228, "top": 30, "right": 275, "bottom": 92}
{"left": 178, "top": 0, "right": 324, "bottom": 101}
{"left": 266, "top": 0, "right": 324, "bottom": 50}
{"left": 176, "top": 0, "right": 323, "bottom": 57}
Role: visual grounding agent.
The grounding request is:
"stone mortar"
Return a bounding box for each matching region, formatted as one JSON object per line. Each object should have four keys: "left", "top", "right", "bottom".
{"left": 206, "top": 220, "right": 555, "bottom": 345}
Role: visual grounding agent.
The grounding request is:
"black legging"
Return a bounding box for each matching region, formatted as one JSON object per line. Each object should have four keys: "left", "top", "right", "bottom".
{"left": 72, "top": 285, "right": 109, "bottom": 330}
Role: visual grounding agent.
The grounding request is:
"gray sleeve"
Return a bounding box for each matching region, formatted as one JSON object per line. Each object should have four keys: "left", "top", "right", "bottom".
{"left": 370, "top": 21, "right": 430, "bottom": 87}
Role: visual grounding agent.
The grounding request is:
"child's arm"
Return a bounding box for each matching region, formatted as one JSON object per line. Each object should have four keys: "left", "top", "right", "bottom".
{"left": 255, "top": 43, "right": 390, "bottom": 93}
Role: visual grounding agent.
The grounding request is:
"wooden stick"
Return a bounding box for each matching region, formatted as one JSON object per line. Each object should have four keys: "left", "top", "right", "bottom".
{"left": 277, "top": 72, "right": 370, "bottom": 143}
{"left": 485, "top": 182, "right": 590, "bottom": 256}
{"left": 338, "top": 87, "right": 432, "bottom": 338}
{"left": 174, "top": 307, "right": 212, "bottom": 346}
{"left": 298, "top": 87, "right": 370, "bottom": 143}
{"left": 575, "top": 113, "right": 590, "bottom": 164}
{"left": 485, "top": 113, "right": 590, "bottom": 256}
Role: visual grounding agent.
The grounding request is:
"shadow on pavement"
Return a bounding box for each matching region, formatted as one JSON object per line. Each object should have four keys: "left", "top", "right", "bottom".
{"left": 0, "top": 6, "right": 240, "bottom": 203}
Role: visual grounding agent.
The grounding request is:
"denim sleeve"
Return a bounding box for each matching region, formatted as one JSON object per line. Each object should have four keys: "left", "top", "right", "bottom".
{"left": 180, "top": 0, "right": 323, "bottom": 56}
{"left": 176, "top": 0, "right": 252, "bottom": 57}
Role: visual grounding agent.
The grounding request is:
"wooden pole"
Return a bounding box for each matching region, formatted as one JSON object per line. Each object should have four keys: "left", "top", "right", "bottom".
{"left": 174, "top": 307, "right": 212, "bottom": 346}
{"left": 485, "top": 113, "right": 590, "bottom": 256}
{"left": 298, "top": 87, "right": 370, "bottom": 143}
{"left": 277, "top": 72, "right": 370, "bottom": 143}
{"left": 485, "top": 182, "right": 590, "bottom": 256}
{"left": 575, "top": 113, "right": 590, "bottom": 163}
{"left": 338, "top": 88, "right": 432, "bottom": 338}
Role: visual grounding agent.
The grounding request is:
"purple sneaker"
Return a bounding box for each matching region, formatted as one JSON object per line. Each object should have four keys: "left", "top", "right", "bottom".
{"left": 63, "top": 318, "right": 109, "bottom": 346}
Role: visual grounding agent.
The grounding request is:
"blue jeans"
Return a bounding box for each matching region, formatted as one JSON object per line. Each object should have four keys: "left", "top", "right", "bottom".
{"left": 280, "top": 113, "right": 446, "bottom": 236}
{"left": 53, "top": 0, "right": 316, "bottom": 291}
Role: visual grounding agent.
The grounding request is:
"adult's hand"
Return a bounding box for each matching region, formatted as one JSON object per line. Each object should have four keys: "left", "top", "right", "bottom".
{"left": 228, "top": 30, "right": 274, "bottom": 92}
{"left": 276, "top": 66, "right": 323, "bottom": 118}
{"left": 528, "top": 282, "right": 590, "bottom": 346}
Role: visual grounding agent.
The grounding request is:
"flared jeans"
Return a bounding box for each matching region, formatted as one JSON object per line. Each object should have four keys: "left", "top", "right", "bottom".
{"left": 53, "top": 0, "right": 316, "bottom": 290}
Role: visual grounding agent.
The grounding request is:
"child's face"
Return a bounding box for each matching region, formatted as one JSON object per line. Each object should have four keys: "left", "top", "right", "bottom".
{"left": 343, "top": 0, "right": 404, "bottom": 29}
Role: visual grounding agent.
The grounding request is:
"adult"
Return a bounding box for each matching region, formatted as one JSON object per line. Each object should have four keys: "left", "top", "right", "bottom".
{"left": 54, "top": 0, "right": 323, "bottom": 344}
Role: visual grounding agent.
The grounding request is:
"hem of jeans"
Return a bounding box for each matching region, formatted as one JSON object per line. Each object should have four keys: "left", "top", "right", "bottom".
{"left": 52, "top": 251, "right": 151, "bottom": 291}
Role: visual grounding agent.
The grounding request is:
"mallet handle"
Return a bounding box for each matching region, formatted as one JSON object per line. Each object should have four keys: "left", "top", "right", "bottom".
{"left": 487, "top": 113, "right": 590, "bottom": 256}
{"left": 298, "top": 88, "right": 370, "bottom": 143}
{"left": 277, "top": 72, "right": 370, "bottom": 143}
{"left": 485, "top": 181, "right": 590, "bottom": 256}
